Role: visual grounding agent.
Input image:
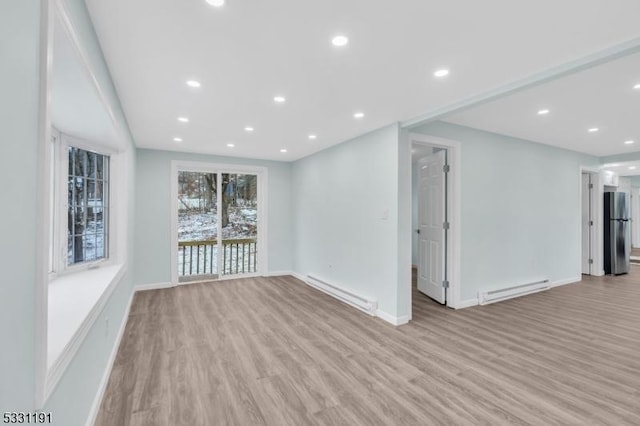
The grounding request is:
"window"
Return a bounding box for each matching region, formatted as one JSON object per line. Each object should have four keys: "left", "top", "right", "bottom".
{"left": 49, "top": 131, "right": 114, "bottom": 274}
{"left": 67, "top": 147, "right": 109, "bottom": 265}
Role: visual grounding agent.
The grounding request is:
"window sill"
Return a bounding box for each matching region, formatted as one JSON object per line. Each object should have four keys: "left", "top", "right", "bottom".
{"left": 46, "top": 263, "right": 126, "bottom": 397}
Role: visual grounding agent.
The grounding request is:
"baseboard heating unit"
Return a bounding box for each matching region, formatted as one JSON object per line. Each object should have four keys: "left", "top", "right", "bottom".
{"left": 478, "top": 279, "right": 550, "bottom": 305}
{"left": 306, "top": 274, "right": 378, "bottom": 315}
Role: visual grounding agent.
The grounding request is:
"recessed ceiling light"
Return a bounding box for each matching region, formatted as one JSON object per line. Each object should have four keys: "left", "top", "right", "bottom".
{"left": 537, "top": 109, "right": 550, "bottom": 115}
{"left": 273, "top": 95, "right": 286, "bottom": 103}
{"left": 205, "top": 0, "right": 225, "bottom": 7}
{"left": 629, "top": 166, "right": 637, "bottom": 170}
{"left": 280, "top": 148, "right": 287, "bottom": 153}
{"left": 588, "top": 127, "right": 599, "bottom": 133}
{"left": 634, "top": 83, "right": 640, "bottom": 90}
{"left": 624, "top": 140, "right": 635, "bottom": 145}
{"left": 331, "top": 35, "right": 349, "bottom": 47}
{"left": 609, "top": 164, "right": 621, "bottom": 167}
{"left": 433, "top": 69, "right": 450, "bottom": 78}
{"left": 226, "top": 143, "right": 235, "bottom": 148}
{"left": 186, "top": 80, "right": 201, "bottom": 88}
{"left": 173, "top": 137, "right": 183, "bottom": 142}
{"left": 244, "top": 126, "right": 254, "bottom": 132}
{"left": 177, "top": 117, "right": 189, "bottom": 123}
{"left": 308, "top": 134, "right": 317, "bottom": 140}
{"left": 353, "top": 112, "right": 365, "bottom": 119}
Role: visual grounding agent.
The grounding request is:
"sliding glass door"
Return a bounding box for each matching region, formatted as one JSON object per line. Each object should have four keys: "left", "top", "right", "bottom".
{"left": 177, "top": 169, "right": 259, "bottom": 283}
{"left": 220, "top": 173, "right": 258, "bottom": 275}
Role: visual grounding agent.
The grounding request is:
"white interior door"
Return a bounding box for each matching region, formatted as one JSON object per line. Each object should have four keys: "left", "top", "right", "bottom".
{"left": 417, "top": 150, "right": 446, "bottom": 304}
{"left": 581, "top": 173, "right": 592, "bottom": 274}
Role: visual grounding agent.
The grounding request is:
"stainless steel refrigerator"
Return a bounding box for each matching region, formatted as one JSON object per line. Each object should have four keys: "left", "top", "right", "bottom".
{"left": 604, "top": 192, "right": 631, "bottom": 275}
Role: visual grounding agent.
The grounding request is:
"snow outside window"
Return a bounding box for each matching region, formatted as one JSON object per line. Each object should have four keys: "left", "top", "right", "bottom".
{"left": 49, "top": 131, "right": 115, "bottom": 275}
{"left": 67, "top": 147, "right": 109, "bottom": 265}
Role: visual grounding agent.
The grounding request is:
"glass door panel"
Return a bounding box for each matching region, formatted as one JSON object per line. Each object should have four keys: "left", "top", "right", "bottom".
{"left": 220, "top": 173, "right": 258, "bottom": 275}
{"left": 177, "top": 171, "right": 218, "bottom": 282}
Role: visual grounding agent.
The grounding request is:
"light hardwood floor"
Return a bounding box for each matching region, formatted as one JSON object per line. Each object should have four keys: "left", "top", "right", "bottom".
{"left": 96, "top": 268, "right": 640, "bottom": 425}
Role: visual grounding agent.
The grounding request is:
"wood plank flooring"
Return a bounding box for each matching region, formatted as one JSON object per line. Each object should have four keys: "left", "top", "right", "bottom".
{"left": 96, "top": 269, "right": 640, "bottom": 425}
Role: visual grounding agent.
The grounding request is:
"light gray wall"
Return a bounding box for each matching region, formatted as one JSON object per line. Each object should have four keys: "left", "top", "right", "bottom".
{"left": 396, "top": 127, "right": 412, "bottom": 318}
{"left": 600, "top": 152, "right": 640, "bottom": 163}
{"left": 134, "top": 149, "right": 293, "bottom": 285}
{"left": 0, "top": 0, "right": 42, "bottom": 412}
{"left": 411, "top": 121, "right": 600, "bottom": 301}
{"left": 43, "top": 0, "right": 138, "bottom": 424}
{"left": 291, "top": 124, "right": 405, "bottom": 318}
{"left": 0, "top": 0, "right": 137, "bottom": 423}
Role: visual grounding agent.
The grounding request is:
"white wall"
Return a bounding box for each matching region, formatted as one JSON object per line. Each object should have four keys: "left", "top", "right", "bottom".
{"left": 617, "top": 176, "right": 632, "bottom": 194}
{"left": 410, "top": 121, "right": 600, "bottom": 301}
{"left": 292, "top": 124, "right": 407, "bottom": 320}
{"left": 43, "top": 0, "right": 138, "bottom": 423}
{"left": 1, "top": 1, "right": 137, "bottom": 423}
{"left": 0, "top": 0, "right": 42, "bottom": 411}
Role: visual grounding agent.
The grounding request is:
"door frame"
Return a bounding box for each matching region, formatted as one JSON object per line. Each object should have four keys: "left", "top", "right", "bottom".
{"left": 409, "top": 133, "right": 462, "bottom": 311}
{"left": 580, "top": 173, "right": 593, "bottom": 275}
{"left": 170, "top": 160, "right": 268, "bottom": 285}
{"left": 579, "top": 167, "right": 603, "bottom": 276}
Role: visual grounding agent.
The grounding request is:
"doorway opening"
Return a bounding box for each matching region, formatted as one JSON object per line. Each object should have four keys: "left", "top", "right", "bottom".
{"left": 171, "top": 162, "right": 267, "bottom": 284}
{"left": 409, "top": 133, "right": 461, "bottom": 316}
{"left": 414, "top": 147, "right": 448, "bottom": 304}
{"left": 581, "top": 172, "right": 595, "bottom": 275}
{"left": 580, "top": 168, "right": 603, "bottom": 276}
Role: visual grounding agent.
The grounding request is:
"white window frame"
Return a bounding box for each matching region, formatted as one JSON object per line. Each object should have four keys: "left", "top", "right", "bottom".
{"left": 50, "top": 131, "right": 118, "bottom": 278}
{"left": 43, "top": 130, "right": 129, "bottom": 404}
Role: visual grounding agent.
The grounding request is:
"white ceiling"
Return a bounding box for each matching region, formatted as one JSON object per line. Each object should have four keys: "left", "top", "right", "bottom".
{"left": 52, "top": 13, "right": 119, "bottom": 148}
{"left": 601, "top": 160, "right": 640, "bottom": 177}
{"left": 443, "top": 52, "right": 640, "bottom": 157}
{"left": 85, "top": 0, "right": 640, "bottom": 161}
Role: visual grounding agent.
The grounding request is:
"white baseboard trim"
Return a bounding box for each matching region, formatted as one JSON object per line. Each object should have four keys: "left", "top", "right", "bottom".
{"left": 454, "top": 298, "right": 479, "bottom": 309}
{"left": 215, "top": 273, "right": 261, "bottom": 282}
{"left": 376, "top": 310, "right": 410, "bottom": 326}
{"left": 85, "top": 290, "right": 135, "bottom": 426}
{"left": 551, "top": 276, "right": 582, "bottom": 288}
{"left": 135, "top": 272, "right": 309, "bottom": 291}
{"left": 275, "top": 271, "right": 307, "bottom": 281}
{"left": 263, "top": 270, "right": 295, "bottom": 277}
{"left": 290, "top": 271, "right": 306, "bottom": 282}
{"left": 134, "top": 281, "right": 174, "bottom": 292}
